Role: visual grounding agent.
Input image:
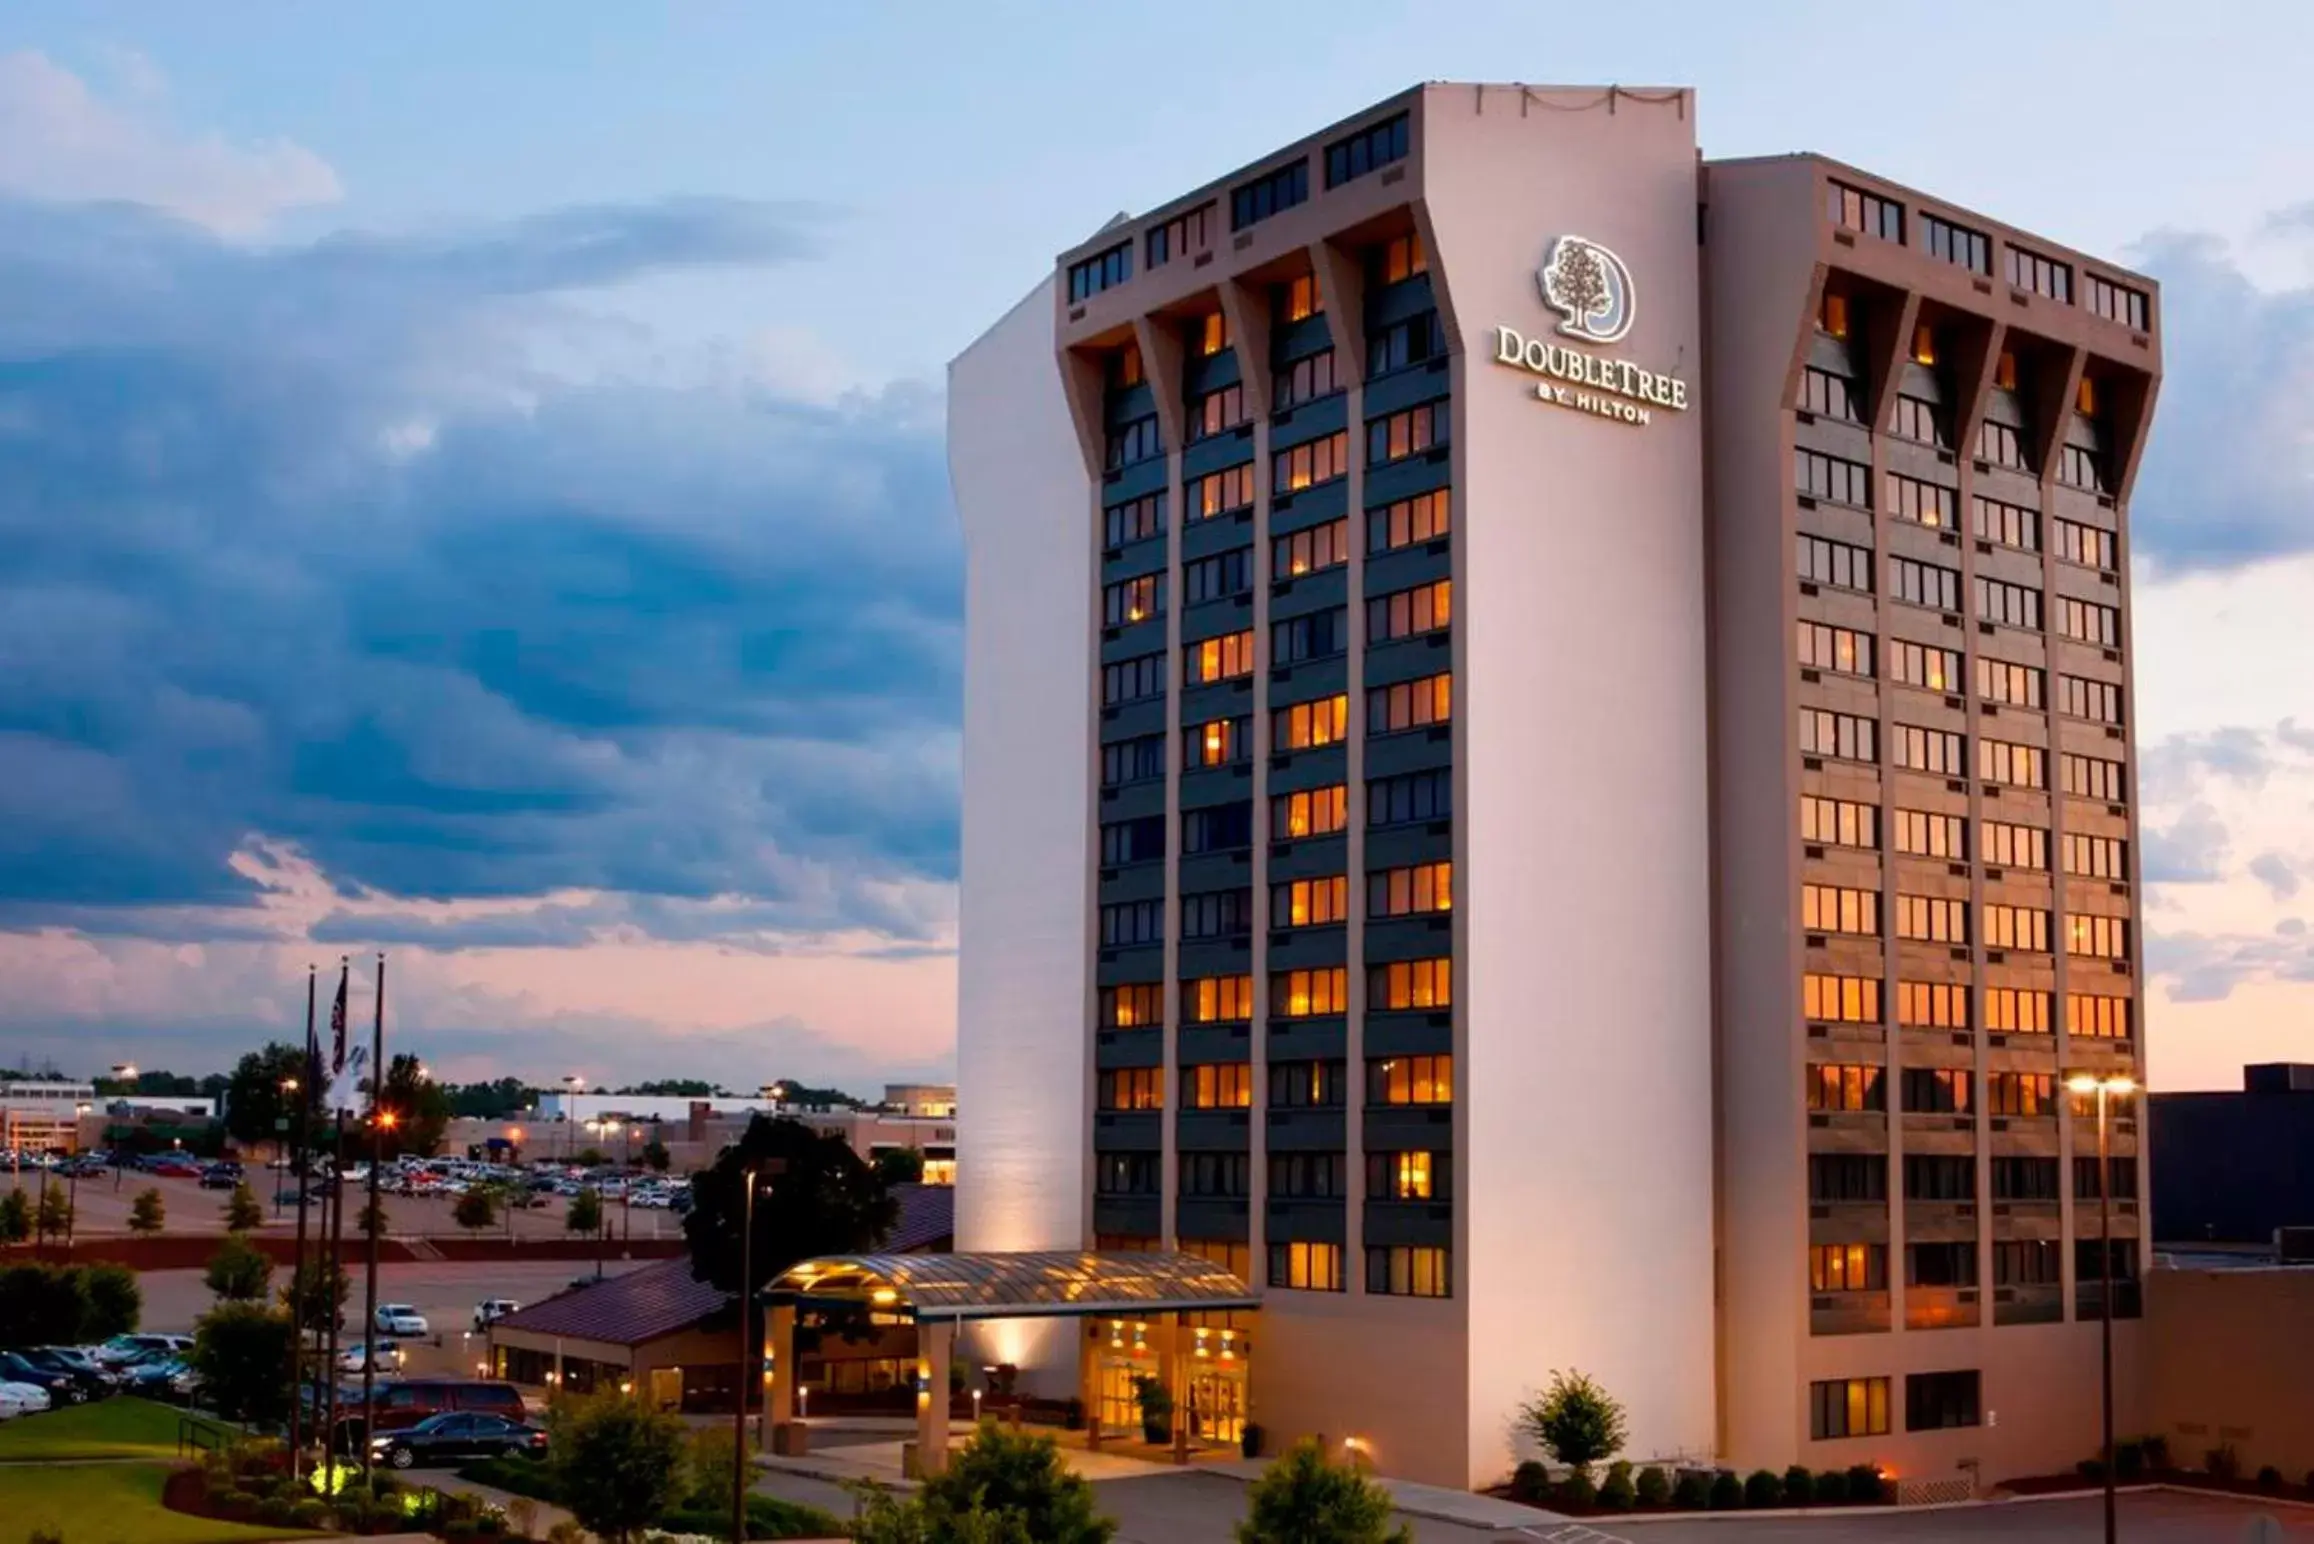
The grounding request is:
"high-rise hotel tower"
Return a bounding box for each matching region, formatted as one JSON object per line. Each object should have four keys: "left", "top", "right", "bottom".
{"left": 950, "top": 82, "right": 2158, "bottom": 1492}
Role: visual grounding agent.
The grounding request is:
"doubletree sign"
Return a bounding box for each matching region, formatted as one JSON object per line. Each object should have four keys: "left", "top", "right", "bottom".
{"left": 1493, "top": 235, "right": 1693, "bottom": 427}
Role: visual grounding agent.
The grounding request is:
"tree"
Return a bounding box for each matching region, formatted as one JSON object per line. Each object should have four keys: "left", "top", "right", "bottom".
{"left": 684, "top": 1115, "right": 898, "bottom": 1300}
{"left": 1545, "top": 239, "right": 1611, "bottom": 335}
{"left": 0, "top": 1189, "right": 27, "bottom": 1244}
{"left": 0, "top": 1263, "right": 86, "bottom": 1347}
{"left": 371, "top": 1053, "right": 452, "bottom": 1159}
{"left": 453, "top": 1187, "right": 498, "bottom": 1235}
{"left": 81, "top": 1264, "right": 141, "bottom": 1339}
{"left": 616, "top": 1079, "right": 719, "bottom": 1098}
{"left": 128, "top": 1187, "right": 166, "bottom": 1234}
{"left": 923, "top": 1424, "right": 1113, "bottom": 1543}
{"left": 191, "top": 1303, "right": 295, "bottom": 1425}
{"left": 575, "top": 1147, "right": 607, "bottom": 1169}
{"left": 566, "top": 1189, "right": 603, "bottom": 1238}
{"left": 223, "top": 1181, "right": 265, "bottom": 1233}
{"left": 640, "top": 1140, "right": 671, "bottom": 1174}
{"left": 443, "top": 1076, "right": 534, "bottom": 1120}
{"left": 1518, "top": 1369, "right": 1630, "bottom": 1480}
{"left": 354, "top": 1194, "right": 391, "bottom": 1242}
{"left": 35, "top": 1184, "right": 70, "bottom": 1241}
{"left": 223, "top": 1041, "right": 325, "bottom": 1150}
{"left": 874, "top": 1146, "right": 927, "bottom": 1186}
{"left": 1236, "top": 1438, "right": 1409, "bottom": 1544}
{"left": 547, "top": 1392, "right": 689, "bottom": 1544}
{"left": 279, "top": 1257, "right": 348, "bottom": 1337}
{"left": 205, "top": 1235, "right": 273, "bottom": 1302}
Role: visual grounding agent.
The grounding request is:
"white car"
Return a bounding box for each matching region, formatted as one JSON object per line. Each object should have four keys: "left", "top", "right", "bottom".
{"left": 373, "top": 1304, "right": 429, "bottom": 1337}
{"left": 472, "top": 1299, "right": 521, "bottom": 1331}
{"left": 89, "top": 1333, "right": 193, "bottom": 1368}
{"left": 337, "top": 1340, "right": 403, "bottom": 1374}
{"left": 0, "top": 1381, "right": 53, "bottom": 1418}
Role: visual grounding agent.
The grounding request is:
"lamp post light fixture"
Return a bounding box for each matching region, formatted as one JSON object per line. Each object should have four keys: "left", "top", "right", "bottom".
{"left": 109, "top": 1063, "right": 136, "bottom": 1186}
{"left": 2065, "top": 1069, "right": 2136, "bottom": 1544}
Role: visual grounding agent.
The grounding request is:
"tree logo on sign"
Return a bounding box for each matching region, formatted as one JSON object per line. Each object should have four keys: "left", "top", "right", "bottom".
{"left": 1540, "top": 235, "right": 1636, "bottom": 345}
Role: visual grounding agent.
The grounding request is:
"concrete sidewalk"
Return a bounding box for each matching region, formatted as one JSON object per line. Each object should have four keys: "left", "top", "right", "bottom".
{"left": 1202, "top": 1457, "right": 1565, "bottom": 1531}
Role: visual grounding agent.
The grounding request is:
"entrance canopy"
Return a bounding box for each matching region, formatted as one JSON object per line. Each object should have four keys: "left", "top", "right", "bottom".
{"left": 767, "top": 1249, "right": 1257, "bottom": 1323}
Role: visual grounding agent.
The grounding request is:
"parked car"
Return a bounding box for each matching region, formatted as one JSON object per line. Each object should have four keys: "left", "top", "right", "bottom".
{"left": 117, "top": 1356, "right": 190, "bottom": 1395}
{"left": 88, "top": 1333, "right": 192, "bottom": 1368}
{"left": 148, "top": 1155, "right": 204, "bottom": 1178}
{"left": 336, "top": 1340, "right": 403, "bottom": 1375}
{"left": 0, "top": 1381, "right": 53, "bottom": 1419}
{"left": 22, "top": 1347, "right": 118, "bottom": 1393}
{"left": 0, "top": 1352, "right": 98, "bottom": 1405}
{"left": 372, "top": 1411, "right": 548, "bottom": 1470}
{"left": 198, "top": 1163, "right": 244, "bottom": 1190}
{"left": 332, "top": 1378, "right": 526, "bottom": 1451}
{"left": 471, "top": 1300, "right": 521, "bottom": 1331}
{"left": 373, "top": 1304, "right": 429, "bottom": 1337}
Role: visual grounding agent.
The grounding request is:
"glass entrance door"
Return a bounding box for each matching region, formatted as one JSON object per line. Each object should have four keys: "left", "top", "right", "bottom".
{"left": 1185, "top": 1364, "right": 1246, "bottom": 1446}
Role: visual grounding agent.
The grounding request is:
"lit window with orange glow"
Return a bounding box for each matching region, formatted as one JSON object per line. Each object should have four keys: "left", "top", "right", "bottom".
{"left": 1270, "top": 967, "right": 1347, "bottom": 1018}
{"left": 1183, "top": 975, "right": 1254, "bottom": 1024}
{"left": 1272, "top": 695, "right": 1348, "bottom": 751}
{"left": 1270, "top": 876, "right": 1347, "bottom": 929}
{"left": 1819, "top": 290, "right": 1850, "bottom": 339}
{"left": 1272, "top": 518, "right": 1349, "bottom": 579}
{"left": 1376, "top": 232, "right": 1426, "bottom": 285}
{"left": 1912, "top": 323, "right": 1937, "bottom": 365}
{"left": 1366, "top": 1053, "right": 1452, "bottom": 1105}
{"left": 1994, "top": 349, "right": 2018, "bottom": 391}
{"left": 1369, "top": 958, "right": 1450, "bottom": 1011}
{"left": 1186, "top": 631, "right": 1256, "bottom": 686}
{"left": 1368, "top": 861, "right": 1450, "bottom": 918}
{"left": 2077, "top": 374, "right": 2099, "bottom": 417}
{"left": 1112, "top": 343, "right": 1144, "bottom": 388}
{"left": 1188, "top": 1063, "right": 1253, "bottom": 1109}
{"left": 1270, "top": 785, "right": 1347, "bottom": 840}
{"left": 1282, "top": 272, "right": 1321, "bottom": 321}
{"left": 1099, "top": 983, "right": 1164, "bottom": 1029}
{"left": 1197, "top": 310, "right": 1230, "bottom": 357}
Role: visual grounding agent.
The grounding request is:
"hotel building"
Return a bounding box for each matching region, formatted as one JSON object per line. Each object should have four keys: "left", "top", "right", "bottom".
{"left": 951, "top": 83, "right": 2158, "bottom": 1492}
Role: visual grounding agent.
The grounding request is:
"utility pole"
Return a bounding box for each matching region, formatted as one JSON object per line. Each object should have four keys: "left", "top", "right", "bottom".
{"left": 361, "top": 954, "right": 387, "bottom": 1478}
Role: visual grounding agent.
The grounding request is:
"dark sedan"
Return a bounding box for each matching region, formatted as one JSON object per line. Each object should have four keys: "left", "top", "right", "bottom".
{"left": 371, "top": 1412, "right": 548, "bottom": 1469}
{"left": 0, "top": 1351, "right": 102, "bottom": 1404}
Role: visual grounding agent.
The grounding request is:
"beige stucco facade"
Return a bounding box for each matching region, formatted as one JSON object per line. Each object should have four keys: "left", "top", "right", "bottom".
{"left": 2143, "top": 1267, "right": 2314, "bottom": 1478}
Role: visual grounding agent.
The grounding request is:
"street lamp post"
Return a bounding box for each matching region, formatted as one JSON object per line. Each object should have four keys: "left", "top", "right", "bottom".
{"left": 109, "top": 1068, "right": 134, "bottom": 1191}
{"left": 65, "top": 1104, "right": 90, "bottom": 1251}
{"left": 732, "top": 1164, "right": 762, "bottom": 1544}
{"left": 2067, "top": 1070, "right": 2136, "bottom": 1544}
{"left": 562, "top": 1076, "right": 584, "bottom": 1159}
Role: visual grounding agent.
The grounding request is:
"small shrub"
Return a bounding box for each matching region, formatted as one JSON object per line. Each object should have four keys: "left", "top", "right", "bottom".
{"left": 1669, "top": 1470, "right": 1711, "bottom": 1509}
{"left": 1782, "top": 1465, "right": 1814, "bottom": 1505}
{"left": 257, "top": 1496, "right": 300, "bottom": 1526}
{"left": 1845, "top": 1463, "right": 1887, "bottom": 1503}
{"left": 504, "top": 1496, "right": 539, "bottom": 1538}
{"left": 1597, "top": 1469, "right": 1636, "bottom": 1510}
{"left": 1812, "top": 1469, "right": 1848, "bottom": 1504}
{"left": 545, "top": 1523, "right": 584, "bottom": 1544}
{"left": 288, "top": 1498, "right": 331, "bottom": 1528}
{"left": 2142, "top": 1434, "right": 2171, "bottom": 1470}
{"left": 2206, "top": 1444, "right": 2241, "bottom": 1481}
{"left": 2257, "top": 1465, "right": 2284, "bottom": 1491}
{"left": 2304, "top": 1469, "right": 2314, "bottom": 1495}
{"left": 1557, "top": 1469, "right": 1597, "bottom": 1508}
{"left": 443, "top": 1522, "right": 477, "bottom": 1543}
{"left": 1708, "top": 1470, "right": 1744, "bottom": 1510}
{"left": 2078, "top": 1459, "right": 2107, "bottom": 1481}
{"left": 1510, "top": 1460, "right": 1549, "bottom": 1503}
{"left": 1744, "top": 1469, "right": 1782, "bottom": 1508}
{"left": 1634, "top": 1465, "right": 1670, "bottom": 1506}
{"left": 213, "top": 1488, "right": 256, "bottom": 1518}
{"left": 29, "top": 1528, "right": 63, "bottom": 1544}
{"left": 2114, "top": 1438, "right": 2146, "bottom": 1479}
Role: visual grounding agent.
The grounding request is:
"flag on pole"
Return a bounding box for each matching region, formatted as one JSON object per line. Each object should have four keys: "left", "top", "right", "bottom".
{"left": 330, "top": 961, "right": 350, "bottom": 1074}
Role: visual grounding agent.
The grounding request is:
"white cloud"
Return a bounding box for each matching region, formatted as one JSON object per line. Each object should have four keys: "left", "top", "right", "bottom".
{"left": 0, "top": 50, "right": 340, "bottom": 235}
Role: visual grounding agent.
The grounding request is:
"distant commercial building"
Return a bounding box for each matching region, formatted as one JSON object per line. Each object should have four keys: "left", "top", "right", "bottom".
{"left": 2151, "top": 1064, "right": 2314, "bottom": 1245}
{"left": 2, "top": 1079, "right": 97, "bottom": 1156}
{"left": 2142, "top": 1260, "right": 2314, "bottom": 1479}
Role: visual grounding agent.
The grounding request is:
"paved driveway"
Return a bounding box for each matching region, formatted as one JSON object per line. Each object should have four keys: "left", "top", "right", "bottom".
{"left": 1603, "top": 1491, "right": 2314, "bottom": 1542}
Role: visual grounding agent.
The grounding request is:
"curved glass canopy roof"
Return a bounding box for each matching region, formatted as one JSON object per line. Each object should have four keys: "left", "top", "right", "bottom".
{"left": 767, "top": 1249, "right": 1257, "bottom": 1322}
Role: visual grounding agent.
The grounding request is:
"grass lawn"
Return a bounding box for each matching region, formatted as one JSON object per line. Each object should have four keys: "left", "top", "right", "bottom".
{"left": 0, "top": 1462, "right": 318, "bottom": 1544}
{"left": 0, "top": 1397, "right": 233, "bottom": 1461}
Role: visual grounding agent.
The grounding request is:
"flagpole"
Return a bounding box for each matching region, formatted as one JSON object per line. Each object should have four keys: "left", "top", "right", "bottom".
{"left": 287, "top": 966, "right": 315, "bottom": 1482}
{"left": 361, "top": 953, "right": 386, "bottom": 1479}
{"left": 321, "top": 960, "right": 349, "bottom": 1489}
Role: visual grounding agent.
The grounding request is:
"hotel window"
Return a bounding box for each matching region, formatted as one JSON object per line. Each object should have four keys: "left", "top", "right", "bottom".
{"left": 1893, "top": 809, "right": 1966, "bottom": 860}
{"left": 2075, "top": 1237, "right": 2140, "bottom": 1290}
{"left": 1269, "top": 1058, "right": 1346, "bottom": 1107}
{"left": 1797, "top": 534, "right": 1873, "bottom": 593}
{"left": 1895, "top": 895, "right": 1969, "bottom": 945}
{"left": 1891, "top": 393, "right": 1948, "bottom": 449}
{"left": 1272, "top": 607, "right": 1347, "bottom": 665}
{"left": 1325, "top": 110, "right": 1409, "bottom": 187}
{"left": 1827, "top": 180, "right": 1904, "bottom": 241}
{"left": 1366, "top": 402, "right": 1448, "bottom": 465}
{"left": 1274, "top": 431, "right": 1350, "bottom": 492}
{"left": 2085, "top": 273, "right": 2150, "bottom": 330}
{"left": 1804, "top": 972, "right": 1882, "bottom": 1024}
{"left": 1272, "top": 785, "right": 1348, "bottom": 840}
{"left": 1796, "top": 448, "right": 1871, "bottom": 507}
{"left": 2067, "top": 913, "right": 2130, "bottom": 960}
{"left": 2061, "top": 753, "right": 2127, "bottom": 803}
{"left": 1183, "top": 974, "right": 1255, "bottom": 1025}
{"left": 1367, "top": 1245, "right": 1451, "bottom": 1299}
{"left": 1897, "top": 980, "right": 1970, "bottom": 1029}
{"left": 1974, "top": 576, "right": 2042, "bottom": 633}
{"left": 1184, "top": 549, "right": 1253, "bottom": 606}
{"left": 1103, "top": 492, "right": 1165, "bottom": 547}
{"left": 1977, "top": 419, "right": 2030, "bottom": 472}
{"left": 1898, "top": 722, "right": 1983, "bottom": 780}
{"left": 1067, "top": 240, "right": 1132, "bottom": 303}
{"left": 2058, "top": 442, "right": 2107, "bottom": 494}
{"left": 1995, "top": 349, "right": 2019, "bottom": 392}
{"left": 1811, "top": 1242, "right": 1887, "bottom": 1293}
{"left": 1185, "top": 715, "right": 1252, "bottom": 768}
{"left": 1272, "top": 967, "right": 1348, "bottom": 1018}
{"left": 1268, "top": 1240, "right": 1343, "bottom": 1292}
{"left": 1370, "top": 861, "right": 1452, "bottom": 918}
{"left": 1889, "top": 555, "right": 1962, "bottom": 612}
{"left": 1180, "top": 887, "right": 1254, "bottom": 942}
{"left": 1907, "top": 1240, "right": 1978, "bottom": 1287}
{"left": 1271, "top": 875, "right": 1349, "bottom": 929}
{"left": 1180, "top": 1151, "right": 1249, "bottom": 1196}
{"left": 1905, "top": 1155, "right": 1976, "bottom": 1203}
{"left": 1267, "top": 1151, "right": 1344, "bottom": 1198}
{"left": 2065, "top": 831, "right": 2129, "bottom": 882}
{"left": 1368, "top": 1052, "right": 1453, "bottom": 1104}
{"left": 1885, "top": 473, "right": 1956, "bottom": 530}
{"left": 1370, "top": 675, "right": 1452, "bottom": 736}
{"left": 1975, "top": 658, "right": 2044, "bottom": 709}
{"left": 1984, "top": 904, "right": 2050, "bottom": 953}
{"left": 1995, "top": 1239, "right": 2061, "bottom": 1284}
{"left": 1274, "top": 518, "right": 1350, "bottom": 578}
{"left": 1230, "top": 159, "right": 1309, "bottom": 231}
{"left": 1277, "top": 271, "right": 1323, "bottom": 321}
{"left": 1924, "top": 213, "right": 1992, "bottom": 275}
{"left": 1799, "top": 366, "right": 1860, "bottom": 422}
{"left": 1370, "top": 490, "right": 1450, "bottom": 553}
{"left": 1184, "top": 1063, "right": 1254, "bottom": 1110}
{"left": 1807, "top": 1063, "right": 1884, "bottom": 1112}
{"left": 1100, "top": 733, "right": 1165, "bottom": 788}
{"left": 1369, "top": 580, "right": 1452, "bottom": 643}
{"left": 1798, "top": 621, "right": 1873, "bottom": 678}
{"left": 2055, "top": 596, "right": 2121, "bottom": 648}
{"left": 1099, "top": 899, "right": 1163, "bottom": 948}
{"left": 1190, "top": 383, "right": 1246, "bottom": 442}
{"left": 1972, "top": 495, "right": 2041, "bottom": 552}
{"left": 1818, "top": 289, "right": 1851, "bottom": 338}
{"left": 1186, "top": 463, "right": 1257, "bottom": 522}
{"left": 1887, "top": 638, "right": 1960, "bottom": 694}
{"left": 2053, "top": 517, "right": 2117, "bottom": 571}
{"left": 1144, "top": 202, "right": 1212, "bottom": 271}
{"left": 1184, "top": 630, "right": 1256, "bottom": 687}
{"left": 1102, "top": 652, "right": 1165, "bottom": 706}
{"left": 1811, "top": 1377, "right": 1892, "bottom": 1441}
{"left": 1370, "top": 959, "right": 1452, "bottom": 1012}
{"left": 1100, "top": 983, "right": 1164, "bottom": 1029}
{"left": 1106, "top": 415, "right": 1162, "bottom": 470}
{"left": 2007, "top": 246, "right": 2073, "bottom": 303}
{"left": 1368, "top": 312, "right": 1446, "bottom": 378}
{"left": 1182, "top": 801, "right": 1253, "bottom": 855}
{"left": 1193, "top": 310, "right": 1231, "bottom": 358}
{"left": 1810, "top": 1153, "right": 1886, "bottom": 1202}
{"left": 1901, "top": 1066, "right": 1971, "bottom": 1114}
{"left": 1802, "top": 794, "right": 1880, "bottom": 850}
{"left": 1982, "top": 820, "right": 2049, "bottom": 871}
{"left": 1374, "top": 231, "right": 1427, "bottom": 285}
{"left": 1993, "top": 1159, "right": 2061, "bottom": 1203}
{"left": 1799, "top": 708, "right": 1877, "bottom": 765}
{"left": 2057, "top": 674, "right": 2124, "bottom": 726}
{"left": 1099, "top": 814, "right": 1165, "bottom": 867}
{"left": 1367, "top": 1149, "right": 1444, "bottom": 1201}
{"left": 2067, "top": 992, "right": 2132, "bottom": 1040}
{"left": 1096, "top": 1153, "right": 1160, "bottom": 1196}
{"left": 1096, "top": 1067, "right": 1163, "bottom": 1111}
{"left": 1986, "top": 987, "right": 2052, "bottom": 1035}
{"left": 1180, "top": 1238, "right": 1250, "bottom": 1279}
{"left": 1978, "top": 739, "right": 2046, "bottom": 791}
{"left": 1273, "top": 694, "right": 1349, "bottom": 751}
{"left": 1370, "top": 768, "right": 1451, "bottom": 828}
{"left": 2074, "top": 1156, "right": 2140, "bottom": 1201}
{"left": 1109, "top": 344, "right": 1144, "bottom": 388}
{"left": 1275, "top": 348, "right": 1339, "bottom": 409}
{"left": 1802, "top": 883, "right": 1880, "bottom": 937}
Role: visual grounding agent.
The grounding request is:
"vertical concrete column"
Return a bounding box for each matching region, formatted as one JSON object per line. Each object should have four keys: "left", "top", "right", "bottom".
{"left": 766, "top": 1303, "right": 796, "bottom": 1428}
{"left": 917, "top": 1319, "right": 954, "bottom": 1476}
{"left": 1171, "top": 1314, "right": 1190, "bottom": 1465}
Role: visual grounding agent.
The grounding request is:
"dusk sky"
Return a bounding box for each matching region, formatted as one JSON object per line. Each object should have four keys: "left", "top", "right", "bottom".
{"left": 0, "top": 1, "right": 2308, "bottom": 1093}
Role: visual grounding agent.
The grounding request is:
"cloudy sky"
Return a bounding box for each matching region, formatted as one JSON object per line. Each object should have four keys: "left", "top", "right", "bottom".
{"left": 0, "top": 1, "right": 2307, "bottom": 1092}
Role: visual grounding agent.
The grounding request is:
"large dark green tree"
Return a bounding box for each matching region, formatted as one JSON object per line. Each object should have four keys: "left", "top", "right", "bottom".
{"left": 190, "top": 1303, "right": 296, "bottom": 1425}
{"left": 279, "top": 1257, "right": 348, "bottom": 1337}
{"left": 548, "top": 1393, "right": 689, "bottom": 1544}
{"left": 370, "top": 1053, "right": 453, "bottom": 1158}
{"left": 683, "top": 1116, "right": 898, "bottom": 1297}
{"left": 205, "top": 1236, "right": 273, "bottom": 1302}
{"left": 1235, "top": 1439, "right": 1408, "bottom": 1544}
{"left": 223, "top": 1041, "right": 326, "bottom": 1149}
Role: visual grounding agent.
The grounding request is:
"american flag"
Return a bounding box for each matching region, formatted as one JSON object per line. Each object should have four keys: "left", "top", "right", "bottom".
{"left": 330, "top": 962, "right": 350, "bottom": 1074}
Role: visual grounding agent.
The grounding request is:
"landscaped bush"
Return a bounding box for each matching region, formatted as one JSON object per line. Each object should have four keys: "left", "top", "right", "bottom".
{"left": 213, "top": 1487, "right": 256, "bottom": 1518}
{"left": 1811, "top": 1468, "right": 1847, "bottom": 1504}
{"left": 2257, "top": 1465, "right": 2284, "bottom": 1491}
{"left": 1669, "top": 1470, "right": 1711, "bottom": 1509}
{"left": 1781, "top": 1465, "right": 1813, "bottom": 1505}
{"left": 1634, "top": 1465, "right": 1670, "bottom": 1506}
{"left": 289, "top": 1498, "right": 332, "bottom": 1528}
{"left": 1556, "top": 1469, "right": 1596, "bottom": 1508}
{"left": 2114, "top": 1439, "right": 2146, "bottom": 1479}
{"left": 1597, "top": 1466, "right": 1636, "bottom": 1510}
{"left": 2206, "top": 1444, "right": 2241, "bottom": 1481}
{"left": 2142, "top": 1435, "right": 2170, "bottom": 1470}
{"left": 1844, "top": 1463, "right": 1887, "bottom": 1503}
{"left": 1509, "top": 1460, "right": 1549, "bottom": 1503}
{"left": 258, "top": 1495, "right": 300, "bottom": 1526}
{"left": 1707, "top": 1470, "right": 1743, "bottom": 1509}
{"left": 1743, "top": 1469, "right": 1782, "bottom": 1508}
